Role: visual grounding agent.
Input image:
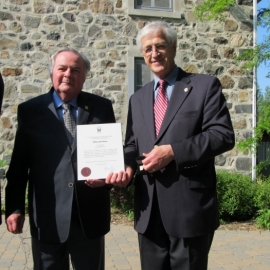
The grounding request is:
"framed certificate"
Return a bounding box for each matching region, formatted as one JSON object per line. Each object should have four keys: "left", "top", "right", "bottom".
{"left": 77, "top": 123, "right": 125, "bottom": 180}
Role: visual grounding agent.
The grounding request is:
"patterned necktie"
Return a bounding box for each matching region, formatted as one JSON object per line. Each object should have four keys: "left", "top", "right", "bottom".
{"left": 62, "top": 103, "right": 76, "bottom": 145}
{"left": 154, "top": 79, "right": 168, "bottom": 137}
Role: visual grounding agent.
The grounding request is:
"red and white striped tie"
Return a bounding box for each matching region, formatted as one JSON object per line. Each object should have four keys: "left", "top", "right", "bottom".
{"left": 154, "top": 79, "right": 168, "bottom": 137}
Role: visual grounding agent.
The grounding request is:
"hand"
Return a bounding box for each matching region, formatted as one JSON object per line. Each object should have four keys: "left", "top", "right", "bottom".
{"left": 6, "top": 213, "right": 25, "bottom": 234}
{"left": 105, "top": 166, "right": 134, "bottom": 187}
{"left": 85, "top": 179, "right": 106, "bottom": 188}
{"left": 142, "top": 145, "right": 174, "bottom": 173}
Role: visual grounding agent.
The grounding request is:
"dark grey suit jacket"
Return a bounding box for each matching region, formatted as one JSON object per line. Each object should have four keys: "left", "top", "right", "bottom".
{"left": 0, "top": 73, "right": 4, "bottom": 225}
{"left": 5, "top": 88, "right": 115, "bottom": 243}
{"left": 124, "top": 68, "right": 235, "bottom": 238}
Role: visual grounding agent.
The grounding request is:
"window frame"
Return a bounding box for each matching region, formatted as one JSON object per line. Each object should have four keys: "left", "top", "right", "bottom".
{"left": 135, "top": 0, "right": 173, "bottom": 12}
{"left": 128, "top": 0, "right": 181, "bottom": 19}
{"left": 134, "top": 57, "right": 153, "bottom": 92}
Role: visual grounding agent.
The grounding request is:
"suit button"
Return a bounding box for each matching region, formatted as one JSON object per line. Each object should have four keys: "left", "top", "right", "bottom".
{"left": 68, "top": 182, "right": 74, "bottom": 187}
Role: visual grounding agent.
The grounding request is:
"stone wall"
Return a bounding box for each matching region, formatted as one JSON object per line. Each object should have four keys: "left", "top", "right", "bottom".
{"left": 0, "top": 0, "right": 254, "bottom": 186}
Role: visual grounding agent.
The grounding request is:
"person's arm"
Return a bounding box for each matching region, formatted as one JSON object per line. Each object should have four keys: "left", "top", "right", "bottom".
{"left": 0, "top": 72, "right": 4, "bottom": 113}
{"left": 139, "top": 76, "right": 234, "bottom": 173}
{"left": 171, "top": 76, "right": 234, "bottom": 171}
{"left": 105, "top": 98, "right": 136, "bottom": 187}
{"left": 5, "top": 105, "right": 29, "bottom": 233}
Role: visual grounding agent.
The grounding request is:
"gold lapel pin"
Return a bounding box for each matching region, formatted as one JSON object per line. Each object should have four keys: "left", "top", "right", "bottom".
{"left": 85, "top": 106, "right": 88, "bottom": 110}
{"left": 184, "top": 88, "right": 188, "bottom": 92}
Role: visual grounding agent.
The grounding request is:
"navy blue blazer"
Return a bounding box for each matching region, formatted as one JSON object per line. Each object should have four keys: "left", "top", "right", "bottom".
{"left": 0, "top": 73, "right": 4, "bottom": 225}
{"left": 5, "top": 88, "right": 115, "bottom": 242}
{"left": 124, "top": 68, "right": 235, "bottom": 238}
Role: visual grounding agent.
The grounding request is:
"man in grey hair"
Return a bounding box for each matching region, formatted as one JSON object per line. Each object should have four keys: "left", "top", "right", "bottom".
{"left": 106, "top": 21, "right": 235, "bottom": 270}
{"left": 5, "top": 48, "right": 115, "bottom": 270}
{"left": 0, "top": 72, "right": 4, "bottom": 226}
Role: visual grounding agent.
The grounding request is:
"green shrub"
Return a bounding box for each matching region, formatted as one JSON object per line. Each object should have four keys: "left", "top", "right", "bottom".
{"left": 256, "top": 209, "right": 270, "bottom": 229}
{"left": 110, "top": 185, "right": 134, "bottom": 216}
{"left": 253, "top": 179, "right": 270, "bottom": 209}
{"left": 216, "top": 170, "right": 257, "bottom": 221}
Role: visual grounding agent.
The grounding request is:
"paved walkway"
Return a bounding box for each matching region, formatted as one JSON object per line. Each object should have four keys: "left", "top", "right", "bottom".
{"left": 0, "top": 216, "right": 270, "bottom": 270}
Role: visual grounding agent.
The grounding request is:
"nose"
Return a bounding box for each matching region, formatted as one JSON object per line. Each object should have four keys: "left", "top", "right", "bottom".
{"left": 64, "top": 68, "right": 72, "bottom": 76}
{"left": 151, "top": 47, "right": 160, "bottom": 56}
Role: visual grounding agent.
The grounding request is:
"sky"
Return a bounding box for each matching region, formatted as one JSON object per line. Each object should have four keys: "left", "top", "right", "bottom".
{"left": 257, "top": 0, "right": 269, "bottom": 92}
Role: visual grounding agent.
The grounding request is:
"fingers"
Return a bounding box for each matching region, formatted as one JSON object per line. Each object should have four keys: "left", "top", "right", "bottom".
{"left": 106, "top": 171, "right": 125, "bottom": 186}
{"left": 142, "top": 145, "right": 174, "bottom": 172}
{"left": 85, "top": 179, "right": 106, "bottom": 188}
{"left": 6, "top": 214, "right": 25, "bottom": 234}
{"left": 105, "top": 170, "right": 132, "bottom": 187}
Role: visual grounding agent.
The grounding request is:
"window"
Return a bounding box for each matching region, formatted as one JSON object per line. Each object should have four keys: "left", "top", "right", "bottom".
{"left": 134, "top": 58, "right": 152, "bottom": 92}
{"left": 135, "top": 0, "right": 172, "bottom": 12}
{"left": 128, "top": 0, "right": 181, "bottom": 19}
{"left": 127, "top": 51, "right": 153, "bottom": 97}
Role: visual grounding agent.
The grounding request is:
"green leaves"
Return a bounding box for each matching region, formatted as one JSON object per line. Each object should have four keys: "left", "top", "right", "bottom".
{"left": 194, "top": 0, "right": 235, "bottom": 21}
{"left": 216, "top": 170, "right": 270, "bottom": 229}
{"left": 256, "top": 209, "right": 270, "bottom": 229}
{"left": 195, "top": 1, "right": 270, "bottom": 79}
{"left": 237, "top": 89, "right": 270, "bottom": 166}
{"left": 216, "top": 170, "right": 256, "bottom": 220}
{"left": 0, "top": 160, "right": 6, "bottom": 168}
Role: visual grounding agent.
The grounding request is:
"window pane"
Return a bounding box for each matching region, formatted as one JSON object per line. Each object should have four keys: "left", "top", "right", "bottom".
{"left": 155, "top": 0, "right": 170, "bottom": 8}
{"left": 135, "top": 58, "right": 152, "bottom": 92}
{"left": 137, "top": 0, "right": 151, "bottom": 6}
{"left": 136, "top": 0, "right": 171, "bottom": 9}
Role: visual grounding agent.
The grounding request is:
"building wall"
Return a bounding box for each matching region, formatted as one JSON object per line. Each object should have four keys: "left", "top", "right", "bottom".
{"left": 0, "top": 0, "right": 254, "bottom": 184}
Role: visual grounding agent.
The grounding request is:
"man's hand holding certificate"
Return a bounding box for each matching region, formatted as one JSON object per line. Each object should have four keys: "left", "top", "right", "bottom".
{"left": 77, "top": 123, "right": 125, "bottom": 180}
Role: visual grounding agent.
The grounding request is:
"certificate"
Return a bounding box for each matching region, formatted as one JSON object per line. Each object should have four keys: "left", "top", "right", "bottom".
{"left": 77, "top": 123, "right": 125, "bottom": 180}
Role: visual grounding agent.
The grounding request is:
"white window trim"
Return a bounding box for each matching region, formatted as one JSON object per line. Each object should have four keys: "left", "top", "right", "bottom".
{"left": 135, "top": 0, "right": 173, "bottom": 12}
{"left": 128, "top": 48, "right": 141, "bottom": 97}
{"left": 128, "top": 0, "right": 181, "bottom": 19}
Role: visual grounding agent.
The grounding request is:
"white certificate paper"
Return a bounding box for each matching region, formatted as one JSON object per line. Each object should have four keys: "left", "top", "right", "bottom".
{"left": 77, "top": 123, "right": 125, "bottom": 180}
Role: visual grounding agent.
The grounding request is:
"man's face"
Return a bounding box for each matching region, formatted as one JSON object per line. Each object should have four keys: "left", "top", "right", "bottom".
{"left": 141, "top": 29, "right": 176, "bottom": 79}
{"left": 51, "top": 51, "right": 85, "bottom": 102}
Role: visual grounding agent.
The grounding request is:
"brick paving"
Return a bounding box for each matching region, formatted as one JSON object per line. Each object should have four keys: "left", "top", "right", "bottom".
{"left": 0, "top": 216, "right": 270, "bottom": 270}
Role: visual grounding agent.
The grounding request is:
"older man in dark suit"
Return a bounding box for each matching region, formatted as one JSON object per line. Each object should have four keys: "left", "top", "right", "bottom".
{"left": 0, "top": 72, "right": 4, "bottom": 226}
{"left": 106, "top": 21, "right": 235, "bottom": 270}
{"left": 5, "top": 48, "right": 115, "bottom": 270}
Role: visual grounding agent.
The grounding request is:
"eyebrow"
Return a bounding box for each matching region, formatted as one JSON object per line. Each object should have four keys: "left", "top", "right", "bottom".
{"left": 57, "top": 65, "right": 82, "bottom": 69}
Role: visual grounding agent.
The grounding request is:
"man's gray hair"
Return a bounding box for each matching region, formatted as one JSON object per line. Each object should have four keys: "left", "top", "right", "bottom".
{"left": 136, "top": 21, "right": 177, "bottom": 52}
{"left": 49, "top": 48, "right": 90, "bottom": 79}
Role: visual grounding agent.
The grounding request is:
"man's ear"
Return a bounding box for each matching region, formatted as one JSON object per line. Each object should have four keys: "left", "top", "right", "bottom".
{"left": 173, "top": 43, "right": 177, "bottom": 53}
{"left": 172, "top": 44, "right": 177, "bottom": 57}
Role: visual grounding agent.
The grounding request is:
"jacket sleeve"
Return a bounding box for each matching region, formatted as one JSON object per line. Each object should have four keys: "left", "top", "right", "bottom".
{"left": 171, "top": 76, "right": 235, "bottom": 171}
{"left": 123, "top": 97, "right": 139, "bottom": 172}
{"left": 5, "top": 104, "right": 29, "bottom": 218}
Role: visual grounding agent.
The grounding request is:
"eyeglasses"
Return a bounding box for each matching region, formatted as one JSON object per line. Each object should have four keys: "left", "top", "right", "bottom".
{"left": 142, "top": 43, "right": 168, "bottom": 56}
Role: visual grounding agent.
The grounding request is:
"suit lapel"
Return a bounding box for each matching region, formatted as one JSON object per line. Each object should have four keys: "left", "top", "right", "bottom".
{"left": 77, "top": 92, "right": 91, "bottom": 125}
{"left": 141, "top": 81, "right": 156, "bottom": 143}
{"left": 156, "top": 68, "right": 193, "bottom": 141}
{"left": 39, "top": 89, "right": 69, "bottom": 147}
{"left": 72, "top": 92, "right": 92, "bottom": 153}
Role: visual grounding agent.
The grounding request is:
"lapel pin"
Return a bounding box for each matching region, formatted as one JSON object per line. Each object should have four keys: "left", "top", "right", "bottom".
{"left": 85, "top": 106, "right": 88, "bottom": 110}
{"left": 184, "top": 88, "right": 188, "bottom": 92}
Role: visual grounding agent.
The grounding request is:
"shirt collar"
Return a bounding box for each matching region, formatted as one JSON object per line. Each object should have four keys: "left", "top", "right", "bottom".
{"left": 52, "top": 90, "right": 78, "bottom": 109}
{"left": 154, "top": 65, "right": 178, "bottom": 90}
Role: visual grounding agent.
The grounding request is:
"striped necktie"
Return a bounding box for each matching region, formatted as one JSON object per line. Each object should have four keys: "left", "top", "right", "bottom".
{"left": 62, "top": 103, "right": 76, "bottom": 145}
{"left": 154, "top": 79, "right": 168, "bottom": 137}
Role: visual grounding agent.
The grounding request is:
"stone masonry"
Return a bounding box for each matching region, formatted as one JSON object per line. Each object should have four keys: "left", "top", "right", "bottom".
{"left": 0, "top": 0, "right": 255, "bottom": 200}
